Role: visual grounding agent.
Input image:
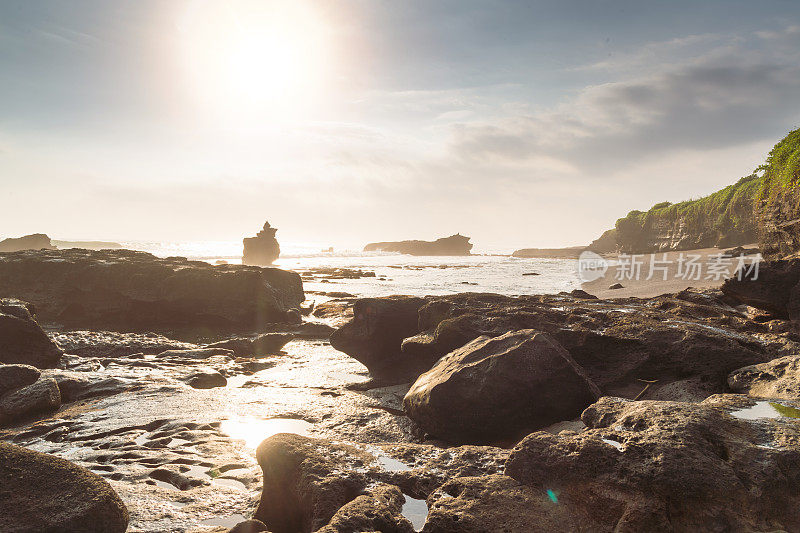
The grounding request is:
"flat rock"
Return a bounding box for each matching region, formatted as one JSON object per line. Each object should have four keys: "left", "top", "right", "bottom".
{"left": 205, "top": 333, "right": 294, "bottom": 356}
{"left": 0, "top": 442, "right": 128, "bottom": 532}
{"left": 0, "top": 248, "right": 304, "bottom": 332}
{"left": 0, "top": 299, "right": 63, "bottom": 368}
{"left": 728, "top": 354, "right": 800, "bottom": 400}
{"left": 403, "top": 330, "right": 600, "bottom": 444}
{"left": 157, "top": 348, "right": 235, "bottom": 360}
{"left": 51, "top": 330, "right": 196, "bottom": 358}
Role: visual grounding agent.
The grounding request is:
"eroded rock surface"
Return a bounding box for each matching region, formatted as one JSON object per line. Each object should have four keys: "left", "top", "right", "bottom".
{"left": 0, "top": 248, "right": 304, "bottom": 332}
{"left": 728, "top": 354, "right": 800, "bottom": 400}
{"left": 0, "top": 442, "right": 129, "bottom": 532}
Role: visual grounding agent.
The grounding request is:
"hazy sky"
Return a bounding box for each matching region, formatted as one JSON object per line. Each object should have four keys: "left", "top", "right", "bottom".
{"left": 2, "top": 1, "right": 800, "bottom": 250}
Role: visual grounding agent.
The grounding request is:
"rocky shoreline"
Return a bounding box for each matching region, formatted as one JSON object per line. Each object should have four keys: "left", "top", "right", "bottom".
{"left": 3, "top": 248, "right": 800, "bottom": 531}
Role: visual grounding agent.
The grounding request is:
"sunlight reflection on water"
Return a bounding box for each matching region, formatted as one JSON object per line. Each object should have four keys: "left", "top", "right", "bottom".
{"left": 219, "top": 417, "right": 313, "bottom": 449}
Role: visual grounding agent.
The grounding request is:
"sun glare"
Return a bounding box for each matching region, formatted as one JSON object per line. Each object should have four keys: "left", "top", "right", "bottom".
{"left": 179, "top": 0, "right": 330, "bottom": 121}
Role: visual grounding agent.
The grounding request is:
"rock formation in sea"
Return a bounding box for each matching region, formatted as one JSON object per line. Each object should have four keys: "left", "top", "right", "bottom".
{"left": 0, "top": 233, "right": 55, "bottom": 252}
{"left": 363, "top": 233, "right": 473, "bottom": 256}
{"left": 0, "top": 248, "right": 304, "bottom": 332}
{"left": 243, "top": 221, "right": 281, "bottom": 266}
{"left": 510, "top": 246, "right": 586, "bottom": 259}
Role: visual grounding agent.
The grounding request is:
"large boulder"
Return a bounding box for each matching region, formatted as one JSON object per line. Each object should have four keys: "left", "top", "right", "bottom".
{"left": 728, "top": 354, "right": 800, "bottom": 400}
{"left": 254, "top": 433, "right": 372, "bottom": 533}
{"left": 243, "top": 221, "right": 281, "bottom": 266}
{"left": 316, "top": 484, "right": 415, "bottom": 533}
{"left": 502, "top": 396, "right": 800, "bottom": 532}
{"left": 0, "top": 248, "right": 304, "bottom": 332}
{"left": 0, "top": 377, "right": 61, "bottom": 425}
{"left": 0, "top": 442, "right": 129, "bottom": 532}
{"left": 403, "top": 330, "right": 600, "bottom": 443}
{"left": 330, "top": 296, "right": 428, "bottom": 383}
{"left": 0, "top": 299, "right": 63, "bottom": 368}
{"left": 0, "top": 364, "right": 41, "bottom": 396}
{"left": 721, "top": 259, "right": 800, "bottom": 318}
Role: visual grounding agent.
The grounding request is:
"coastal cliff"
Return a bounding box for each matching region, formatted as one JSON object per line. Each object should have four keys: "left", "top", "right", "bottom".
{"left": 364, "top": 234, "right": 473, "bottom": 256}
{"left": 0, "top": 234, "right": 55, "bottom": 253}
{"left": 756, "top": 128, "right": 800, "bottom": 259}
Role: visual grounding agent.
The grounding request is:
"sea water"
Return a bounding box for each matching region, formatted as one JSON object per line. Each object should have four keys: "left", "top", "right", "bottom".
{"left": 119, "top": 240, "right": 582, "bottom": 297}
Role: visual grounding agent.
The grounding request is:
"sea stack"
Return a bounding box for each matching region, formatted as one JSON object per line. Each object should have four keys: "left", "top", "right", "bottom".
{"left": 243, "top": 221, "right": 281, "bottom": 266}
{"left": 364, "top": 233, "right": 473, "bottom": 256}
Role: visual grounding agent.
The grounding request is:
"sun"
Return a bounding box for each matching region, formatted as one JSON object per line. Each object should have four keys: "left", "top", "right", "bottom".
{"left": 178, "top": 0, "right": 330, "bottom": 121}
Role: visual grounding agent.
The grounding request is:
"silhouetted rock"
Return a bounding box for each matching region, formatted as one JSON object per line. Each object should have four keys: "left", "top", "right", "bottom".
{"left": 0, "top": 299, "right": 63, "bottom": 368}
{"left": 243, "top": 221, "right": 281, "bottom": 266}
{"left": 329, "top": 296, "right": 428, "bottom": 383}
{"left": 364, "top": 234, "right": 473, "bottom": 256}
{"left": 0, "top": 233, "right": 55, "bottom": 252}
{"left": 403, "top": 330, "right": 600, "bottom": 443}
{"left": 229, "top": 520, "right": 269, "bottom": 533}
{"left": 0, "top": 249, "right": 304, "bottom": 333}
{"left": 52, "top": 240, "right": 123, "bottom": 250}
{"left": 0, "top": 442, "right": 129, "bottom": 532}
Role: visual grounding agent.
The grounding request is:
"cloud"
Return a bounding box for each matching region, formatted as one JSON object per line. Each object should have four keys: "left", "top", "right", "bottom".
{"left": 447, "top": 27, "right": 800, "bottom": 177}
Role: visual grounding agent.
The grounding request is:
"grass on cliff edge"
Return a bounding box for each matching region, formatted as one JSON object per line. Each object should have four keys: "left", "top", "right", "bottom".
{"left": 616, "top": 173, "right": 761, "bottom": 233}
{"left": 759, "top": 127, "right": 800, "bottom": 196}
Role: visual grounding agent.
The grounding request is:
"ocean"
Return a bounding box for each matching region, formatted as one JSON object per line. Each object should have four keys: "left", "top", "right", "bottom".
{"left": 120, "top": 240, "right": 583, "bottom": 298}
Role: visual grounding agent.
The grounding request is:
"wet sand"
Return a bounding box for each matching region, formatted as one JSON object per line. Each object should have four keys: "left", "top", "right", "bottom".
{"left": 582, "top": 246, "right": 760, "bottom": 299}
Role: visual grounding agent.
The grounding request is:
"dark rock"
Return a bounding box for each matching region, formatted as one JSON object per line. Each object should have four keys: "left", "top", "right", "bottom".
{"left": 243, "top": 221, "right": 281, "bottom": 266}
{"left": 330, "top": 296, "right": 428, "bottom": 383}
{"left": 335, "top": 291, "right": 791, "bottom": 402}
{"left": 503, "top": 396, "right": 800, "bottom": 532}
{"left": 403, "top": 330, "right": 600, "bottom": 443}
{"left": 184, "top": 368, "right": 227, "bottom": 389}
{"left": 41, "top": 370, "right": 129, "bottom": 402}
{"left": 568, "top": 289, "right": 597, "bottom": 299}
{"left": 364, "top": 234, "right": 473, "bottom": 256}
{"left": 0, "top": 299, "right": 63, "bottom": 368}
{"left": 206, "top": 333, "right": 294, "bottom": 356}
{"left": 316, "top": 484, "right": 415, "bottom": 533}
{"left": 608, "top": 283, "right": 624, "bottom": 290}
{"left": 0, "top": 248, "right": 304, "bottom": 332}
{"left": 0, "top": 442, "right": 128, "bottom": 532}
{"left": 424, "top": 475, "right": 580, "bottom": 532}
{"left": 728, "top": 354, "right": 800, "bottom": 400}
{"left": 721, "top": 259, "right": 800, "bottom": 318}
{"left": 0, "top": 364, "right": 41, "bottom": 396}
{"left": 149, "top": 467, "right": 207, "bottom": 490}
{"left": 284, "top": 308, "right": 302, "bottom": 324}
{"left": 0, "top": 233, "right": 55, "bottom": 252}
{"left": 229, "top": 519, "right": 269, "bottom": 533}
{"left": 0, "top": 377, "right": 61, "bottom": 424}
{"left": 254, "top": 433, "right": 372, "bottom": 533}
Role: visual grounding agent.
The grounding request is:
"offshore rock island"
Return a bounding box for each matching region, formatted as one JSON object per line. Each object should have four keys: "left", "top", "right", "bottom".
{"left": 363, "top": 233, "right": 473, "bottom": 256}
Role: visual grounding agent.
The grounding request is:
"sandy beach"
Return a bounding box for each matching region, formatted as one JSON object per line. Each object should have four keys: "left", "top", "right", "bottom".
{"left": 582, "top": 246, "right": 760, "bottom": 299}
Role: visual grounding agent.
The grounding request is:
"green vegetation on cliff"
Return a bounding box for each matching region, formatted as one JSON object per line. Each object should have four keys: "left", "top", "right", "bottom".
{"left": 759, "top": 128, "right": 800, "bottom": 194}
{"left": 757, "top": 128, "right": 800, "bottom": 258}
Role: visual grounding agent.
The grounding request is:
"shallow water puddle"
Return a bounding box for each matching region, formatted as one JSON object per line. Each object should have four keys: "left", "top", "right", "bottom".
{"left": 365, "top": 447, "right": 413, "bottom": 472}
{"left": 730, "top": 401, "right": 800, "bottom": 420}
{"left": 401, "top": 495, "right": 428, "bottom": 532}
{"left": 219, "top": 417, "right": 313, "bottom": 449}
{"left": 201, "top": 514, "right": 247, "bottom": 528}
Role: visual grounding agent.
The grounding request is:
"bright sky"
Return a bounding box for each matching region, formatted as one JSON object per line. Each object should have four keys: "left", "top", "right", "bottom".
{"left": 1, "top": 0, "right": 799, "bottom": 250}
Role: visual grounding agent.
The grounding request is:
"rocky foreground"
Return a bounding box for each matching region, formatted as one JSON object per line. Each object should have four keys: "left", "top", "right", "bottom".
{"left": 4, "top": 251, "right": 800, "bottom": 531}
